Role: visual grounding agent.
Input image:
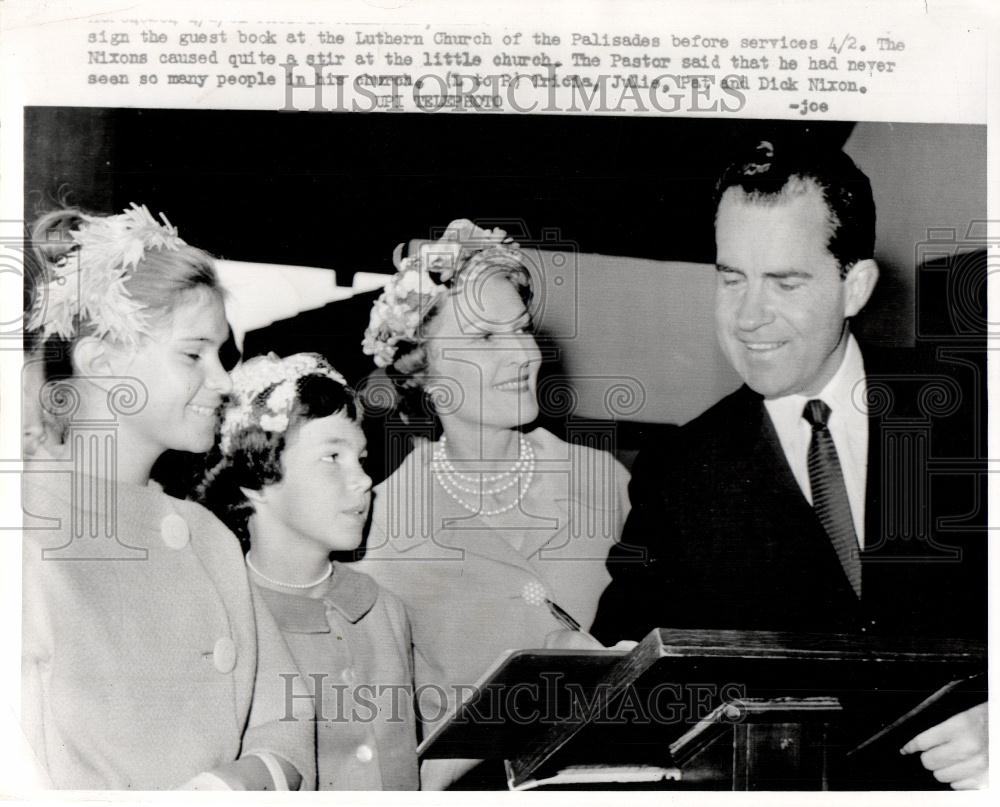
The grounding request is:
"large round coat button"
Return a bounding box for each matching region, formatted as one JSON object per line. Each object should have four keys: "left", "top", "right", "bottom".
{"left": 160, "top": 513, "right": 190, "bottom": 549}
{"left": 355, "top": 744, "right": 374, "bottom": 763}
{"left": 213, "top": 637, "right": 237, "bottom": 673}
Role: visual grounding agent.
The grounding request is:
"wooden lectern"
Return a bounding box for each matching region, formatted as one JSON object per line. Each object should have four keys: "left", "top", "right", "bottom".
{"left": 419, "top": 629, "right": 986, "bottom": 790}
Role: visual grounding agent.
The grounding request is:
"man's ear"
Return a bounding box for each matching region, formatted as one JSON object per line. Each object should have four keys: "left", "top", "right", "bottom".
{"left": 843, "top": 259, "right": 879, "bottom": 318}
{"left": 70, "top": 337, "right": 118, "bottom": 387}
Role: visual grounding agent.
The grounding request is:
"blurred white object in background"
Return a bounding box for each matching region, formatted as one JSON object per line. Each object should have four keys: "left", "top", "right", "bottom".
{"left": 215, "top": 260, "right": 355, "bottom": 351}
{"left": 351, "top": 271, "right": 393, "bottom": 295}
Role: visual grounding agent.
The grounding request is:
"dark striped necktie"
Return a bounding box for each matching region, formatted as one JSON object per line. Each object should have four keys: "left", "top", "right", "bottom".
{"left": 803, "top": 399, "right": 862, "bottom": 598}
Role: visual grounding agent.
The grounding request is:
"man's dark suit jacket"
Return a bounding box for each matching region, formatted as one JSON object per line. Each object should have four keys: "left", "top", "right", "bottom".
{"left": 591, "top": 344, "right": 987, "bottom": 644}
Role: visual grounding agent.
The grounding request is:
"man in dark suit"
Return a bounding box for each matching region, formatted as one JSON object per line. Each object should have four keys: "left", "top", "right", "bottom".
{"left": 591, "top": 142, "right": 987, "bottom": 788}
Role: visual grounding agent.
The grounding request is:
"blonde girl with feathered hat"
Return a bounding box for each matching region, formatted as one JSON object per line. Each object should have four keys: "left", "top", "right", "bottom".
{"left": 21, "top": 205, "right": 314, "bottom": 790}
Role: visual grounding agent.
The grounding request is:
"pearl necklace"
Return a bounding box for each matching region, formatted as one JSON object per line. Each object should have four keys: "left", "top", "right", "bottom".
{"left": 432, "top": 434, "right": 536, "bottom": 516}
{"left": 246, "top": 553, "right": 333, "bottom": 589}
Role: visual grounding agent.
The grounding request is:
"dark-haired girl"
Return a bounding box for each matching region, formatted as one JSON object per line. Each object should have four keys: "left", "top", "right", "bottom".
{"left": 198, "top": 353, "right": 419, "bottom": 790}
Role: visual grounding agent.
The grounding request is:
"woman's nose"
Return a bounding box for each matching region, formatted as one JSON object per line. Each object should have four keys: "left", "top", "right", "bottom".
{"left": 206, "top": 356, "right": 233, "bottom": 395}
{"left": 509, "top": 331, "right": 542, "bottom": 368}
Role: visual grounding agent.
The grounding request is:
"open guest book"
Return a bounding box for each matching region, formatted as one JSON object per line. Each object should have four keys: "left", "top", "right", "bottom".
{"left": 418, "top": 629, "right": 986, "bottom": 790}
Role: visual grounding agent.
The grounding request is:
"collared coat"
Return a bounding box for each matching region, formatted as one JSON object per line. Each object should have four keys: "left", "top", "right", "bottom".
{"left": 352, "top": 426, "right": 631, "bottom": 727}
{"left": 253, "top": 563, "right": 419, "bottom": 790}
{"left": 21, "top": 471, "right": 316, "bottom": 790}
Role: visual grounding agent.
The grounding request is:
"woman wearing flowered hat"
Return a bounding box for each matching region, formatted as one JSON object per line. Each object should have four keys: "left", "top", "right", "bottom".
{"left": 353, "top": 220, "right": 631, "bottom": 788}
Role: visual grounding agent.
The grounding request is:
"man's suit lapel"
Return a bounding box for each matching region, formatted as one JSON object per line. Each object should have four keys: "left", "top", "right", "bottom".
{"left": 736, "top": 385, "right": 864, "bottom": 607}
{"left": 753, "top": 392, "right": 810, "bottom": 509}
{"left": 734, "top": 384, "right": 818, "bottom": 532}
{"left": 856, "top": 346, "right": 933, "bottom": 632}
{"left": 862, "top": 386, "right": 883, "bottom": 567}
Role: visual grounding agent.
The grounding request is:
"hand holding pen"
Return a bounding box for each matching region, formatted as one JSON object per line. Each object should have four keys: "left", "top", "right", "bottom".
{"left": 521, "top": 581, "right": 604, "bottom": 648}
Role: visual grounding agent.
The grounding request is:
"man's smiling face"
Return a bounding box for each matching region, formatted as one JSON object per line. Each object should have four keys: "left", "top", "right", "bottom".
{"left": 714, "top": 181, "right": 866, "bottom": 399}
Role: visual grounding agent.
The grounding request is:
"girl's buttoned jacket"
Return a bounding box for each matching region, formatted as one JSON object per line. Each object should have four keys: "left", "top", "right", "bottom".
{"left": 22, "top": 472, "right": 316, "bottom": 789}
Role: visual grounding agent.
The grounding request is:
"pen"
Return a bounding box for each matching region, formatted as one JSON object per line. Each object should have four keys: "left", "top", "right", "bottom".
{"left": 545, "top": 597, "right": 582, "bottom": 632}
{"left": 521, "top": 580, "right": 601, "bottom": 643}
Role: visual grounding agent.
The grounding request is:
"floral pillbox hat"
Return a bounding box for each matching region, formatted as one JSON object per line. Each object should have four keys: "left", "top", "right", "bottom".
{"left": 361, "top": 219, "right": 520, "bottom": 368}
{"left": 219, "top": 352, "right": 346, "bottom": 454}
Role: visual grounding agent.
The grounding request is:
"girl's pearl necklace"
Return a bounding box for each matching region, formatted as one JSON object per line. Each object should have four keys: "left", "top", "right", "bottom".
{"left": 246, "top": 552, "right": 333, "bottom": 589}
{"left": 432, "top": 434, "right": 536, "bottom": 516}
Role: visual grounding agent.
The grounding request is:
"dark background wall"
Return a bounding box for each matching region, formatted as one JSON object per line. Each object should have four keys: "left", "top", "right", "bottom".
{"left": 25, "top": 109, "right": 986, "bottom": 349}
{"left": 25, "top": 109, "right": 858, "bottom": 274}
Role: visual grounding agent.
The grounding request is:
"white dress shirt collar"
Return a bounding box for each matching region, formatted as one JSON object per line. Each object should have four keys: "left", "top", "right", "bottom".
{"left": 764, "top": 333, "right": 867, "bottom": 428}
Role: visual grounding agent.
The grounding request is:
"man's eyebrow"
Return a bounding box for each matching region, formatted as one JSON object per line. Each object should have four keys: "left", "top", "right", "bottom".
{"left": 714, "top": 265, "right": 813, "bottom": 279}
{"left": 176, "top": 336, "right": 215, "bottom": 344}
{"left": 764, "top": 269, "right": 813, "bottom": 279}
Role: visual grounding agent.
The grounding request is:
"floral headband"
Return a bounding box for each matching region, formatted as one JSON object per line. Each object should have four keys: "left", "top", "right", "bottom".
{"left": 361, "top": 219, "right": 521, "bottom": 368}
{"left": 219, "top": 352, "right": 347, "bottom": 455}
{"left": 27, "top": 203, "right": 187, "bottom": 346}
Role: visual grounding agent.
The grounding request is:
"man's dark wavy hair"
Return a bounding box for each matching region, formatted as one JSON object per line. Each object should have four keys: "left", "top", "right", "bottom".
{"left": 714, "top": 140, "right": 876, "bottom": 277}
